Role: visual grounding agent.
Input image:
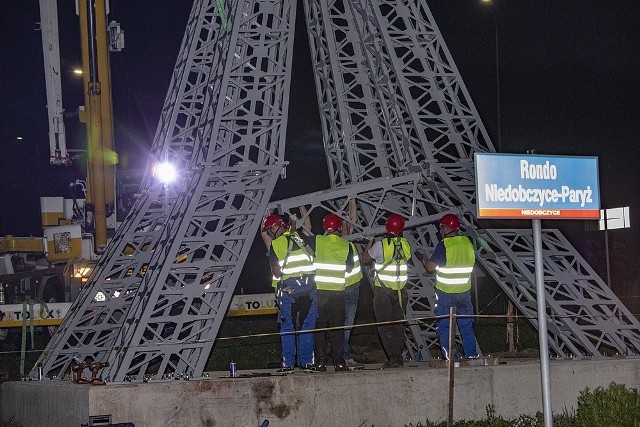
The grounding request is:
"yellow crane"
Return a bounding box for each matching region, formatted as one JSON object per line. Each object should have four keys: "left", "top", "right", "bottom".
{"left": 77, "top": 0, "right": 119, "bottom": 250}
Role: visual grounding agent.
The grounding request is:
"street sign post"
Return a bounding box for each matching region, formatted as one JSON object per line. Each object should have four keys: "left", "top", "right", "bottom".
{"left": 599, "top": 207, "right": 631, "bottom": 291}
{"left": 475, "top": 153, "right": 601, "bottom": 427}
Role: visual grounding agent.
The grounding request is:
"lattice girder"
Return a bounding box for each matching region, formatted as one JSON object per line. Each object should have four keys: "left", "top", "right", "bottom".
{"left": 477, "top": 228, "right": 640, "bottom": 357}
{"left": 35, "top": 0, "right": 296, "bottom": 381}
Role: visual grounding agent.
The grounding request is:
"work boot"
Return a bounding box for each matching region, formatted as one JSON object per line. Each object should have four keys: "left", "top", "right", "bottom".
{"left": 345, "top": 358, "right": 364, "bottom": 370}
{"left": 303, "top": 363, "right": 325, "bottom": 373}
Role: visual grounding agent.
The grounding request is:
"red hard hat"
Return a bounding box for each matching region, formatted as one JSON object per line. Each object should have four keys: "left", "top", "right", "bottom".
{"left": 439, "top": 213, "right": 460, "bottom": 230}
{"left": 262, "top": 214, "right": 284, "bottom": 231}
{"left": 385, "top": 214, "right": 405, "bottom": 236}
{"left": 323, "top": 213, "right": 342, "bottom": 232}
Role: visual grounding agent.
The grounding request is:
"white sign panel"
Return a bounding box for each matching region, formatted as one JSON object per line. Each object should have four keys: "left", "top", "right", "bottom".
{"left": 599, "top": 207, "right": 631, "bottom": 230}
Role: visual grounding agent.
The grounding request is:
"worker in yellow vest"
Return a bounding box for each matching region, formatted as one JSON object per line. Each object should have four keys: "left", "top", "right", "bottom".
{"left": 417, "top": 213, "right": 478, "bottom": 360}
{"left": 362, "top": 214, "right": 411, "bottom": 368}
{"left": 263, "top": 214, "right": 317, "bottom": 372}
{"left": 311, "top": 213, "right": 355, "bottom": 372}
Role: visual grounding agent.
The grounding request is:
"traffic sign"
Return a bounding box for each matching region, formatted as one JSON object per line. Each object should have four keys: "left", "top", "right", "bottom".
{"left": 475, "top": 153, "right": 600, "bottom": 219}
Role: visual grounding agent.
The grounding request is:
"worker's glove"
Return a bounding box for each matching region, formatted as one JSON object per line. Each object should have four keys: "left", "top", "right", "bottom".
{"left": 413, "top": 250, "right": 426, "bottom": 263}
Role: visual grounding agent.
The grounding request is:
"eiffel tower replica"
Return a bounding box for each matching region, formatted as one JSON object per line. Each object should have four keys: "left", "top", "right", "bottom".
{"left": 34, "top": 0, "right": 640, "bottom": 382}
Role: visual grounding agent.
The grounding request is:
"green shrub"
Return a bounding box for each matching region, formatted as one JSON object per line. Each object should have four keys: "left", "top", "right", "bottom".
{"left": 400, "top": 383, "right": 640, "bottom": 426}
{"left": 402, "top": 404, "right": 575, "bottom": 426}
{"left": 574, "top": 382, "right": 640, "bottom": 427}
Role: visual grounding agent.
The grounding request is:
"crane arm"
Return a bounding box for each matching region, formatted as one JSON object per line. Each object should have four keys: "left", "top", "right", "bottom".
{"left": 39, "top": 0, "right": 70, "bottom": 166}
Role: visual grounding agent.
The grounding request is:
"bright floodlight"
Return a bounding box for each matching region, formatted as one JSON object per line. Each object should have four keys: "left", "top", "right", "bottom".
{"left": 154, "top": 162, "right": 178, "bottom": 184}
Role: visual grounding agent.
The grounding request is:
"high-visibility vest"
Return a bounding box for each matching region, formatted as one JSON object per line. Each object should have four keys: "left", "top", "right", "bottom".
{"left": 345, "top": 242, "right": 363, "bottom": 287}
{"left": 374, "top": 237, "right": 411, "bottom": 290}
{"left": 314, "top": 234, "right": 350, "bottom": 291}
{"left": 271, "top": 231, "right": 315, "bottom": 280}
{"left": 435, "top": 236, "right": 475, "bottom": 293}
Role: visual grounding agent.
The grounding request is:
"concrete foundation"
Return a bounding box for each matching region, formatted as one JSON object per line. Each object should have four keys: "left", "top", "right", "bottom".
{"left": 3, "top": 358, "right": 640, "bottom": 427}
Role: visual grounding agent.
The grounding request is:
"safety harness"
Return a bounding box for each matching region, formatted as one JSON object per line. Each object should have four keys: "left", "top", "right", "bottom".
{"left": 374, "top": 237, "right": 409, "bottom": 315}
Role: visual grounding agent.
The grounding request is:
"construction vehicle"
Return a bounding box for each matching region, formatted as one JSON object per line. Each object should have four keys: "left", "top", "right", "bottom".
{"left": 0, "top": 181, "right": 106, "bottom": 301}
{"left": 0, "top": 193, "right": 100, "bottom": 340}
{"left": 0, "top": 0, "right": 122, "bottom": 340}
{"left": 32, "top": 0, "right": 640, "bottom": 383}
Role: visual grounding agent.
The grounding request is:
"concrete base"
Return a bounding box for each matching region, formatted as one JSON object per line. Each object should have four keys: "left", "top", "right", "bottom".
{"left": 3, "top": 358, "right": 640, "bottom": 427}
{"left": 428, "top": 356, "right": 502, "bottom": 368}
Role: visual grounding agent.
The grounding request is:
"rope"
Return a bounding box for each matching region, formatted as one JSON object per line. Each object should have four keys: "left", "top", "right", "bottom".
{"left": 2, "top": 311, "right": 639, "bottom": 355}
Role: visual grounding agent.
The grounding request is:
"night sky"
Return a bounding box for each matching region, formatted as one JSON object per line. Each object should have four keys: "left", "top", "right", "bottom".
{"left": 1, "top": 1, "right": 639, "bottom": 290}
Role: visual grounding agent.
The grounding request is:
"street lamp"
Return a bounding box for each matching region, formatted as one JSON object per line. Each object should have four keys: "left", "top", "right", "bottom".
{"left": 481, "top": 0, "right": 501, "bottom": 152}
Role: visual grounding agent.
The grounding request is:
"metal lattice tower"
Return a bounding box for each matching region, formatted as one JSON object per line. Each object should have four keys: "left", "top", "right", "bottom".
{"left": 35, "top": 0, "right": 640, "bottom": 382}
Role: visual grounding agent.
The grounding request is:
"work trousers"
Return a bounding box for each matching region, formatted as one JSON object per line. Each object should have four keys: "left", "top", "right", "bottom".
{"left": 315, "top": 289, "right": 346, "bottom": 366}
{"left": 373, "top": 286, "right": 407, "bottom": 364}
{"left": 434, "top": 289, "right": 478, "bottom": 359}
{"left": 278, "top": 277, "right": 318, "bottom": 368}
{"left": 343, "top": 283, "right": 360, "bottom": 360}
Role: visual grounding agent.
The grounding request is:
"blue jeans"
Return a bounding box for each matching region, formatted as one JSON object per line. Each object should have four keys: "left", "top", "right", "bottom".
{"left": 434, "top": 289, "right": 478, "bottom": 359}
{"left": 343, "top": 283, "right": 360, "bottom": 360}
{"left": 278, "top": 278, "right": 318, "bottom": 367}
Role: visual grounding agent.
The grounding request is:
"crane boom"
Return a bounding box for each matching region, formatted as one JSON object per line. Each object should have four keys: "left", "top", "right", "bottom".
{"left": 39, "top": 0, "right": 69, "bottom": 166}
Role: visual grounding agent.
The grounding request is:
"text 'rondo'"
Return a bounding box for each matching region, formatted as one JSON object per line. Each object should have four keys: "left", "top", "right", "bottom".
{"left": 520, "top": 160, "right": 557, "bottom": 180}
